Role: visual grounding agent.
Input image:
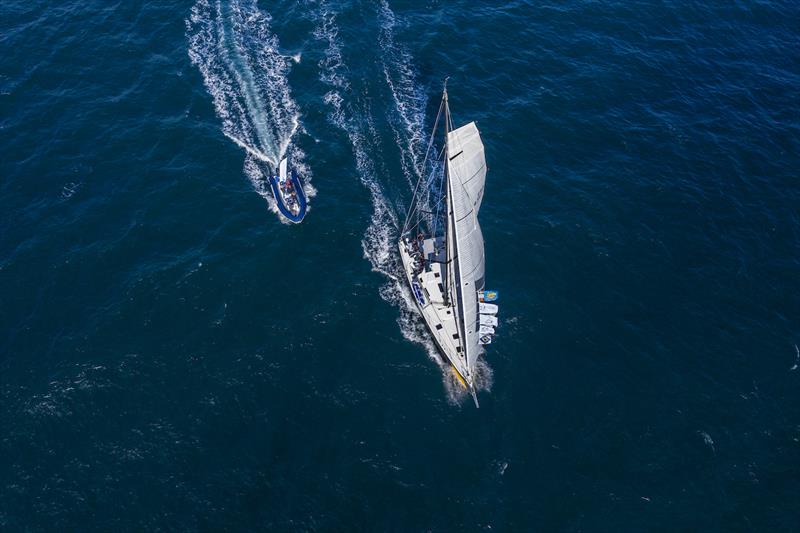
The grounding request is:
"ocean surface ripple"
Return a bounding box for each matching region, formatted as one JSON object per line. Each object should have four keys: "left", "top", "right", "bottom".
{"left": 1, "top": 0, "right": 798, "bottom": 530}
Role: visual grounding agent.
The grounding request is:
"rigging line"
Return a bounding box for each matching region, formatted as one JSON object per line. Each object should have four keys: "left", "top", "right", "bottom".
{"left": 411, "top": 98, "right": 446, "bottom": 224}
{"left": 402, "top": 123, "right": 441, "bottom": 232}
{"left": 431, "top": 161, "right": 446, "bottom": 236}
{"left": 401, "top": 93, "right": 446, "bottom": 235}
{"left": 415, "top": 155, "right": 442, "bottom": 233}
{"left": 426, "top": 143, "right": 448, "bottom": 236}
{"left": 404, "top": 132, "right": 443, "bottom": 232}
{"left": 422, "top": 168, "right": 433, "bottom": 228}
{"left": 423, "top": 159, "right": 437, "bottom": 218}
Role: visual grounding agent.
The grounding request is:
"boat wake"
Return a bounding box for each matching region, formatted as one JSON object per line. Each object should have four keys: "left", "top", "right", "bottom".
{"left": 314, "top": 1, "right": 491, "bottom": 403}
{"left": 377, "top": 0, "right": 429, "bottom": 194}
{"left": 187, "top": 0, "right": 313, "bottom": 221}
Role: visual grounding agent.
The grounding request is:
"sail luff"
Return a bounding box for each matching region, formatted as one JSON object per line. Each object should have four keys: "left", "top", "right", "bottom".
{"left": 446, "top": 121, "right": 487, "bottom": 376}
{"left": 443, "top": 91, "right": 470, "bottom": 374}
{"left": 443, "top": 92, "right": 470, "bottom": 377}
{"left": 446, "top": 152, "right": 469, "bottom": 376}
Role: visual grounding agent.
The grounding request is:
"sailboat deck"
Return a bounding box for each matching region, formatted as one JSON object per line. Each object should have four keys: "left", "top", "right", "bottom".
{"left": 399, "top": 237, "right": 468, "bottom": 379}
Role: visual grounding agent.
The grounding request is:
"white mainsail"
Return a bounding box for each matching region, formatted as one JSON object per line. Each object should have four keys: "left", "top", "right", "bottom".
{"left": 446, "top": 121, "right": 487, "bottom": 377}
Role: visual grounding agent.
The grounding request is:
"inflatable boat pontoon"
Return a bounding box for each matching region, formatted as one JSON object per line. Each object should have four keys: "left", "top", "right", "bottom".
{"left": 268, "top": 157, "right": 307, "bottom": 223}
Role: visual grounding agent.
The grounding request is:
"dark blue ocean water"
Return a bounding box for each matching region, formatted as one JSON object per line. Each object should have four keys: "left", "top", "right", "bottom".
{"left": 2, "top": 0, "right": 799, "bottom": 530}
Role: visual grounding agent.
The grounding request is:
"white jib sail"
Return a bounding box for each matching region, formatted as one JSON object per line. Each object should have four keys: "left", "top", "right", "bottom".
{"left": 447, "top": 121, "right": 487, "bottom": 377}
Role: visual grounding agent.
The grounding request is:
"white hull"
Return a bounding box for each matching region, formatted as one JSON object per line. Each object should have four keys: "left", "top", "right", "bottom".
{"left": 399, "top": 237, "right": 473, "bottom": 388}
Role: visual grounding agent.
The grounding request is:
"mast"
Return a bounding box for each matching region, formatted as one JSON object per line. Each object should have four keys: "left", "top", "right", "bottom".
{"left": 442, "top": 80, "right": 451, "bottom": 306}
{"left": 443, "top": 82, "right": 470, "bottom": 379}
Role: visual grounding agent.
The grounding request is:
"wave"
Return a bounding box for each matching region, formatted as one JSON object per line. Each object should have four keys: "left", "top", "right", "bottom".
{"left": 377, "top": 0, "right": 428, "bottom": 193}
{"left": 187, "top": 0, "right": 313, "bottom": 220}
{"left": 313, "top": 0, "right": 491, "bottom": 403}
{"left": 314, "top": 3, "right": 402, "bottom": 284}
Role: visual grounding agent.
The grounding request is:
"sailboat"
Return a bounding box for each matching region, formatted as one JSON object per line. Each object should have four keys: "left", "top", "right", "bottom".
{"left": 398, "top": 81, "right": 498, "bottom": 407}
{"left": 268, "top": 156, "right": 307, "bottom": 223}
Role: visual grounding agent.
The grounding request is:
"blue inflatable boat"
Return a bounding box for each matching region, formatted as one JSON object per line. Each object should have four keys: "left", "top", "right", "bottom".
{"left": 268, "top": 157, "right": 307, "bottom": 223}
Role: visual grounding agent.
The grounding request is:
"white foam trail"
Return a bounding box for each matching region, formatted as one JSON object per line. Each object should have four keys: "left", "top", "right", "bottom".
{"left": 377, "top": 0, "right": 443, "bottom": 237}
{"left": 314, "top": 2, "right": 435, "bottom": 353}
{"left": 377, "top": 0, "right": 428, "bottom": 192}
{"left": 313, "top": 1, "right": 491, "bottom": 403}
{"left": 187, "top": 0, "right": 312, "bottom": 218}
{"left": 225, "top": 134, "right": 271, "bottom": 162}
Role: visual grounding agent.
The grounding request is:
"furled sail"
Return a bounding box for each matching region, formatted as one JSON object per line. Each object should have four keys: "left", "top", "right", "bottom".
{"left": 446, "top": 121, "right": 487, "bottom": 375}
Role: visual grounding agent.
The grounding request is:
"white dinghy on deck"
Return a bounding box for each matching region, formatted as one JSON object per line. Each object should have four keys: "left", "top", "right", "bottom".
{"left": 398, "top": 80, "right": 498, "bottom": 407}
